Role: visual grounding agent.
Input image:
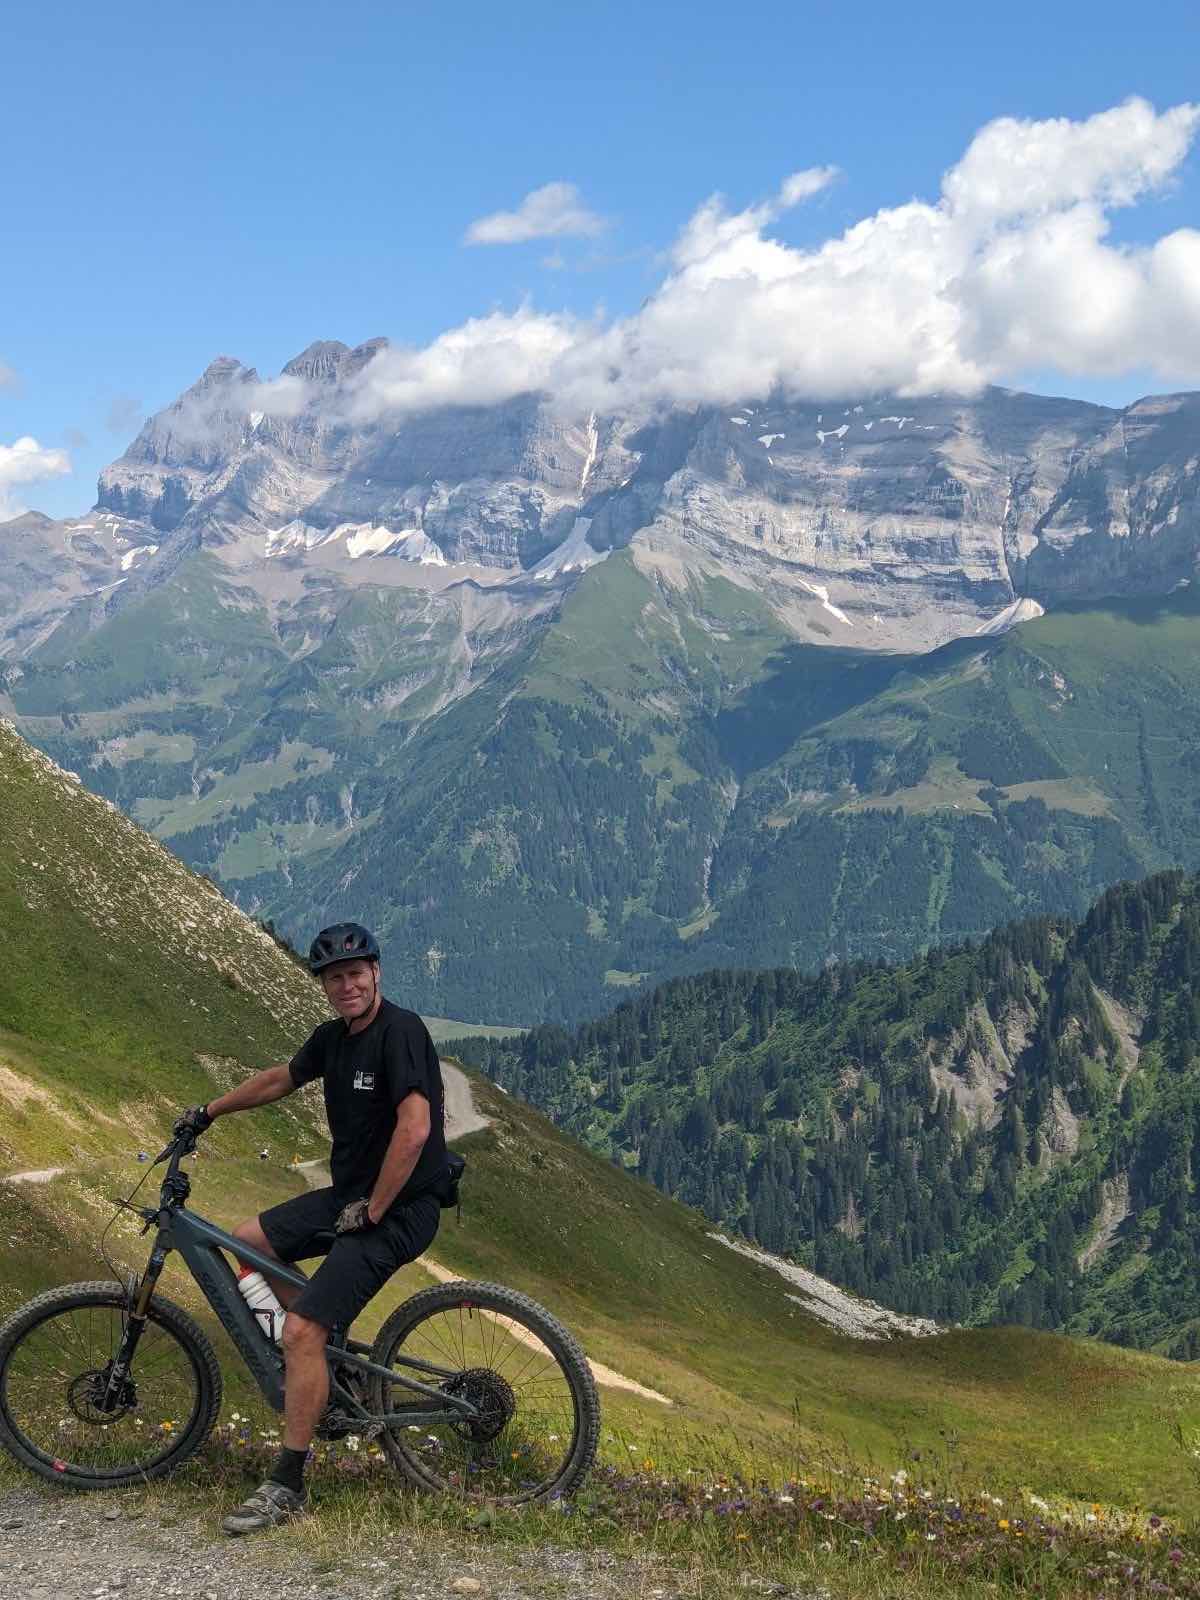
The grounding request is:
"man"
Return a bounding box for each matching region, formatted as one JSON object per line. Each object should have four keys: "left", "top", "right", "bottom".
{"left": 173, "top": 921, "right": 447, "bottom": 1535}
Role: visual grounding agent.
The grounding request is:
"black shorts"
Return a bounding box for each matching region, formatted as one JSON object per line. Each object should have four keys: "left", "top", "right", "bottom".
{"left": 258, "top": 1186, "right": 440, "bottom": 1331}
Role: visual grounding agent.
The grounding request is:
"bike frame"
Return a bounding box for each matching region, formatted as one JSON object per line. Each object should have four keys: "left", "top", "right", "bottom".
{"left": 108, "top": 1137, "right": 481, "bottom": 1431}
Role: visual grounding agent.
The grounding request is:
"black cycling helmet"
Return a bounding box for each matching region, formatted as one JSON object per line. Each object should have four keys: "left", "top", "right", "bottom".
{"left": 308, "top": 922, "right": 381, "bottom": 974}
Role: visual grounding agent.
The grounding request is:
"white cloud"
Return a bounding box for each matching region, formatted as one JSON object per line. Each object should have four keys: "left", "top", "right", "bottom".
{"left": 350, "top": 97, "right": 1200, "bottom": 416}
{"left": 465, "top": 181, "right": 607, "bottom": 245}
{"left": 343, "top": 307, "right": 585, "bottom": 418}
{"left": 105, "top": 393, "right": 143, "bottom": 434}
{"left": 174, "top": 98, "right": 1200, "bottom": 436}
{"left": 246, "top": 373, "right": 310, "bottom": 417}
{"left": 777, "top": 166, "right": 840, "bottom": 208}
{"left": 0, "top": 436, "right": 72, "bottom": 520}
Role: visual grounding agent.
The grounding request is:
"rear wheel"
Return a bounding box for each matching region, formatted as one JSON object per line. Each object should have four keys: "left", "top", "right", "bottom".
{"left": 0, "top": 1281, "right": 221, "bottom": 1488}
{"left": 370, "top": 1281, "right": 599, "bottom": 1503}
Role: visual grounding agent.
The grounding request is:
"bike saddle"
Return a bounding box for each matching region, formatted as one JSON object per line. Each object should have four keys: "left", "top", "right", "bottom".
{"left": 311, "top": 1229, "right": 338, "bottom": 1251}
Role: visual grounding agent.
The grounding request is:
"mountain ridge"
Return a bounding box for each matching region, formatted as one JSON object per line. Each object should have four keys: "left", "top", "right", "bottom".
{"left": 2, "top": 352, "right": 1199, "bottom": 1022}
{"left": 453, "top": 865, "right": 1200, "bottom": 1357}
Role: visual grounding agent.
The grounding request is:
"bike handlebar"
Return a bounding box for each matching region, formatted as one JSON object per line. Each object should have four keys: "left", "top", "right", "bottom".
{"left": 153, "top": 1129, "right": 196, "bottom": 1173}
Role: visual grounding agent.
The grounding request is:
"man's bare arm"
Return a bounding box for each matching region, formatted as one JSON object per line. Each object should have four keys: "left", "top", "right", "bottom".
{"left": 367, "top": 1093, "right": 431, "bottom": 1222}
{"left": 205, "top": 1063, "right": 296, "bottom": 1121}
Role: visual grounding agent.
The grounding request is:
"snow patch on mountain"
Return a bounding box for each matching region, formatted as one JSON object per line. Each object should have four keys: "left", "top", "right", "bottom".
{"left": 974, "top": 597, "right": 1046, "bottom": 635}
{"left": 533, "top": 516, "right": 608, "bottom": 581}
{"left": 120, "top": 544, "right": 158, "bottom": 571}
{"left": 799, "top": 578, "right": 852, "bottom": 626}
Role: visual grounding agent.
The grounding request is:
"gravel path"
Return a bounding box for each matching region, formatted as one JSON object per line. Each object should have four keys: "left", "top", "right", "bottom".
{"left": 0, "top": 1483, "right": 708, "bottom": 1600}
{"left": 441, "top": 1061, "right": 490, "bottom": 1141}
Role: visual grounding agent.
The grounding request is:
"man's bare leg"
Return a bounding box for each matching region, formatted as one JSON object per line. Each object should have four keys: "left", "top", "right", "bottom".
{"left": 231, "top": 1220, "right": 330, "bottom": 1446}
{"left": 231, "top": 1216, "right": 307, "bottom": 1309}
{"left": 279, "top": 1313, "right": 331, "bottom": 1449}
{"left": 221, "top": 1237, "right": 330, "bottom": 1535}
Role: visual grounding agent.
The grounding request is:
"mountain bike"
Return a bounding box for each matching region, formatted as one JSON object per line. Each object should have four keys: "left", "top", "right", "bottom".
{"left": 0, "top": 1130, "right": 599, "bottom": 1503}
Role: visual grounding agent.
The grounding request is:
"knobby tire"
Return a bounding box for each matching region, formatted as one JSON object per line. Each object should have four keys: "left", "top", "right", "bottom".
{"left": 0, "top": 1281, "right": 222, "bottom": 1489}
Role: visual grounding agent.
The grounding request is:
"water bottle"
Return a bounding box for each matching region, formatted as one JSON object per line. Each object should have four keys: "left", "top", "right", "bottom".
{"left": 237, "top": 1267, "right": 286, "bottom": 1344}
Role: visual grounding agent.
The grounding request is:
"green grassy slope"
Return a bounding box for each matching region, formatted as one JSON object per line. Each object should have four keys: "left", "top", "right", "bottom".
{"left": 1, "top": 718, "right": 1200, "bottom": 1518}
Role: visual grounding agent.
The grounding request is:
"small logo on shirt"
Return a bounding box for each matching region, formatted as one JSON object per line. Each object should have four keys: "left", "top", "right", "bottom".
{"left": 353, "top": 1070, "right": 375, "bottom": 1092}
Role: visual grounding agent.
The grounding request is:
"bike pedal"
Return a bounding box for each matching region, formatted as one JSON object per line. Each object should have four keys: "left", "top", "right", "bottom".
{"left": 316, "top": 1406, "right": 382, "bottom": 1441}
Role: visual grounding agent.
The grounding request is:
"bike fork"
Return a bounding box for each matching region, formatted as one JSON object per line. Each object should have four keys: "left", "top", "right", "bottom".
{"left": 101, "top": 1241, "right": 168, "bottom": 1412}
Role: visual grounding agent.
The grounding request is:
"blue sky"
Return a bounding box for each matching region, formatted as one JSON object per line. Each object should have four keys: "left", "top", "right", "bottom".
{"left": 3, "top": 0, "right": 1198, "bottom": 518}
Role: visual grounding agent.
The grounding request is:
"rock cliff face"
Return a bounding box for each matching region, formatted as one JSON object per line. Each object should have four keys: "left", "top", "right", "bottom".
{"left": 3, "top": 344, "right": 1200, "bottom": 1027}
{"left": 71, "top": 344, "right": 1200, "bottom": 657}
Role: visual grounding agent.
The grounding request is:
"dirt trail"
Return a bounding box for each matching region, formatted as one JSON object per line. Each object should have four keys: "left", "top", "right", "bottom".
{"left": 298, "top": 1065, "right": 671, "bottom": 1406}
{"left": 0, "top": 1483, "right": 703, "bottom": 1600}
{"left": 1, "top": 1166, "right": 65, "bottom": 1184}
{"left": 442, "top": 1059, "right": 490, "bottom": 1139}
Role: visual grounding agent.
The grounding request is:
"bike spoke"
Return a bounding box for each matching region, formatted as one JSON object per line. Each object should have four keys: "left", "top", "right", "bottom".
{"left": 2, "top": 1303, "right": 201, "bottom": 1477}
{"left": 378, "top": 1296, "right": 583, "bottom": 1502}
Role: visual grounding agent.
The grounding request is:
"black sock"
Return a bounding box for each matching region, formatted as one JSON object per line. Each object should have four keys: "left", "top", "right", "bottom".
{"left": 269, "top": 1445, "right": 308, "bottom": 1495}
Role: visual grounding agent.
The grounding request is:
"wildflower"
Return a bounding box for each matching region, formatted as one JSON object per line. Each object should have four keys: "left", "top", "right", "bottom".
{"left": 1170, "top": 1549, "right": 1184, "bottom": 1565}
{"left": 925, "top": 1533, "right": 937, "bottom": 1542}
{"left": 777, "top": 1494, "right": 794, "bottom": 1505}
{"left": 642, "top": 1458, "right": 655, "bottom": 1471}
{"left": 998, "top": 1519, "right": 1010, "bottom": 1531}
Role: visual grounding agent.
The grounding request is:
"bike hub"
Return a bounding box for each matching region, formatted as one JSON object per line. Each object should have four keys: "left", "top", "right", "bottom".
{"left": 442, "top": 1367, "right": 517, "bottom": 1443}
{"left": 66, "top": 1367, "right": 137, "bottom": 1424}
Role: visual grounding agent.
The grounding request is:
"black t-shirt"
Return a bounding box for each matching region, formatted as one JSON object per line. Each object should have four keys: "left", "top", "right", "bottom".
{"left": 288, "top": 998, "right": 447, "bottom": 1206}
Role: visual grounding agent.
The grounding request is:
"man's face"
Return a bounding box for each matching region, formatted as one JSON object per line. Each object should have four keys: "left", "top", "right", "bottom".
{"left": 320, "top": 958, "right": 378, "bottom": 1021}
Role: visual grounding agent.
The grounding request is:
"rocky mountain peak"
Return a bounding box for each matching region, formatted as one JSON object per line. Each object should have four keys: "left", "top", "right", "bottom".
{"left": 281, "top": 340, "right": 352, "bottom": 383}
{"left": 279, "top": 338, "right": 390, "bottom": 385}
{"left": 196, "top": 355, "right": 254, "bottom": 387}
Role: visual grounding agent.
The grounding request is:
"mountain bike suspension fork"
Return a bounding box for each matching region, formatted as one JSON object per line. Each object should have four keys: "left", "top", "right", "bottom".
{"left": 100, "top": 1236, "right": 169, "bottom": 1414}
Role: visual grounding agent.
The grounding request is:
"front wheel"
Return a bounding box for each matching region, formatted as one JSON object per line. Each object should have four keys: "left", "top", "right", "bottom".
{"left": 370, "top": 1280, "right": 599, "bottom": 1503}
{"left": 0, "top": 1281, "right": 222, "bottom": 1488}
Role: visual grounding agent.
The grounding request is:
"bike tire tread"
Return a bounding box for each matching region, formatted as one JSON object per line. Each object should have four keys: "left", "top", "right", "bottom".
{"left": 370, "top": 1279, "right": 600, "bottom": 1502}
{"left": 0, "top": 1279, "right": 223, "bottom": 1490}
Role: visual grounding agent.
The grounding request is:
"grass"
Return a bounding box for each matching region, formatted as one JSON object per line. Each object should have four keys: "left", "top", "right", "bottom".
{"left": 5, "top": 1412, "right": 1200, "bottom": 1600}
{"left": 422, "top": 1015, "right": 526, "bottom": 1043}
{"left": 6, "top": 714, "right": 1200, "bottom": 1593}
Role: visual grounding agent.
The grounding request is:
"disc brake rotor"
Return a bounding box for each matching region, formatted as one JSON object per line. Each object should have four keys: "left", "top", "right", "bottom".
{"left": 66, "top": 1368, "right": 137, "bottom": 1425}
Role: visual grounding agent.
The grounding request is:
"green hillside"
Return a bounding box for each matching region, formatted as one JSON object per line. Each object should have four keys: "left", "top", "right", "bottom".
{"left": 9, "top": 565, "right": 1200, "bottom": 1024}
{"left": 459, "top": 866, "right": 1200, "bottom": 1357}
{"left": 4, "top": 716, "right": 1200, "bottom": 1537}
